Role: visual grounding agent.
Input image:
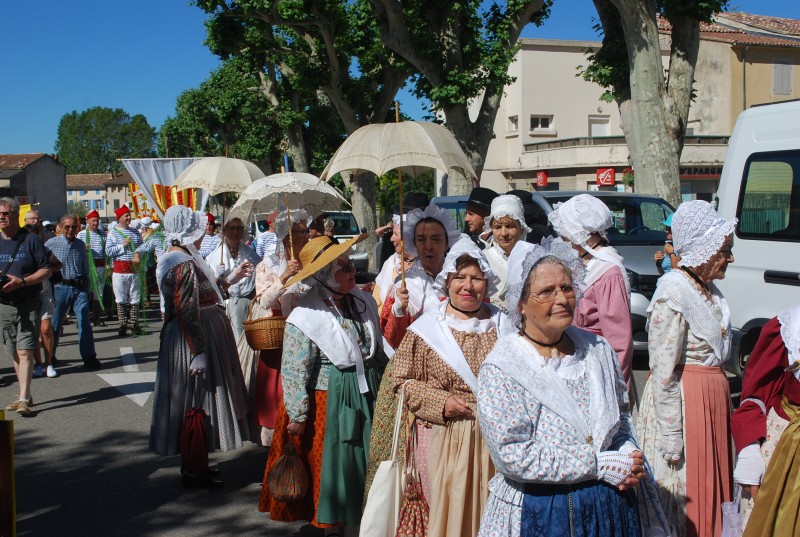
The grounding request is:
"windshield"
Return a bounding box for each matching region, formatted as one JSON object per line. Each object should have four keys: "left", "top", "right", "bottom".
{"left": 545, "top": 195, "right": 675, "bottom": 245}
{"left": 324, "top": 213, "right": 360, "bottom": 236}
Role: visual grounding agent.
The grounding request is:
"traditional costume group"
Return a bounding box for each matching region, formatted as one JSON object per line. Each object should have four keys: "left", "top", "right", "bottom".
{"left": 141, "top": 188, "right": 796, "bottom": 537}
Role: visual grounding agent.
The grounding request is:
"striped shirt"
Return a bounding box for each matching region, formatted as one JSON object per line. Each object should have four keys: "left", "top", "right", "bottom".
{"left": 106, "top": 227, "right": 143, "bottom": 262}
{"left": 199, "top": 233, "right": 221, "bottom": 258}
{"left": 254, "top": 232, "right": 278, "bottom": 259}
{"left": 135, "top": 232, "right": 166, "bottom": 261}
{"left": 81, "top": 229, "right": 106, "bottom": 260}
{"left": 46, "top": 235, "right": 88, "bottom": 280}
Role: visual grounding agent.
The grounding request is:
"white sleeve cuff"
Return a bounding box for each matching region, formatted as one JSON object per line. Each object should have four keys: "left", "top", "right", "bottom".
{"left": 734, "top": 443, "right": 765, "bottom": 486}
{"left": 391, "top": 297, "right": 406, "bottom": 317}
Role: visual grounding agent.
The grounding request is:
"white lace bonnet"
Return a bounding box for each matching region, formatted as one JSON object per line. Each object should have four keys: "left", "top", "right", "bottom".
{"left": 548, "top": 193, "right": 612, "bottom": 246}
{"left": 163, "top": 205, "right": 206, "bottom": 246}
{"left": 484, "top": 194, "right": 531, "bottom": 235}
{"left": 274, "top": 208, "right": 312, "bottom": 241}
{"left": 671, "top": 200, "right": 737, "bottom": 268}
{"left": 505, "top": 236, "right": 587, "bottom": 329}
{"left": 402, "top": 204, "right": 461, "bottom": 257}
{"left": 778, "top": 304, "right": 800, "bottom": 380}
{"left": 433, "top": 236, "right": 499, "bottom": 296}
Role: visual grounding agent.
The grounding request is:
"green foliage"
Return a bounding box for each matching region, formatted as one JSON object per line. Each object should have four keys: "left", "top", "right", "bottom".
{"left": 375, "top": 170, "right": 435, "bottom": 220}
{"left": 157, "top": 58, "right": 279, "bottom": 164}
{"left": 67, "top": 200, "right": 88, "bottom": 218}
{"left": 54, "top": 107, "right": 156, "bottom": 174}
{"left": 406, "top": 0, "right": 552, "bottom": 112}
{"left": 580, "top": 0, "right": 729, "bottom": 104}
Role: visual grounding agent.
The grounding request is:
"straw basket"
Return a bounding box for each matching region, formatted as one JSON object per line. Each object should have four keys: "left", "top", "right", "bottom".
{"left": 243, "top": 294, "right": 287, "bottom": 350}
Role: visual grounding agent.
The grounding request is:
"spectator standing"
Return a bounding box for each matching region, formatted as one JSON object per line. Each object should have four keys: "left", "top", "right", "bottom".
{"left": 464, "top": 187, "right": 499, "bottom": 247}
{"left": 106, "top": 206, "right": 144, "bottom": 336}
{"left": 0, "top": 198, "right": 52, "bottom": 416}
{"left": 199, "top": 213, "right": 221, "bottom": 258}
{"left": 82, "top": 210, "right": 107, "bottom": 326}
{"left": 24, "top": 210, "right": 57, "bottom": 378}
{"left": 47, "top": 215, "right": 100, "bottom": 369}
{"left": 254, "top": 215, "right": 278, "bottom": 259}
{"left": 206, "top": 218, "right": 260, "bottom": 340}
{"left": 654, "top": 214, "right": 679, "bottom": 276}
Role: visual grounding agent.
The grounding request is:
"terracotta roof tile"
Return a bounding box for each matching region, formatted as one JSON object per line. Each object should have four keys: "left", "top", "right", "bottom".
{"left": 717, "top": 12, "right": 800, "bottom": 37}
{"left": 658, "top": 12, "right": 800, "bottom": 49}
{"left": 66, "top": 174, "right": 112, "bottom": 189}
{"left": 105, "top": 170, "right": 133, "bottom": 186}
{"left": 0, "top": 153, "right": 49, "bottom": 169}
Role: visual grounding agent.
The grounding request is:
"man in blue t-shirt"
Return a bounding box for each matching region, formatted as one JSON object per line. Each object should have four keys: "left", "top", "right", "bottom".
{"left": 0, "top": 197, "right": 52, "bottom": 416}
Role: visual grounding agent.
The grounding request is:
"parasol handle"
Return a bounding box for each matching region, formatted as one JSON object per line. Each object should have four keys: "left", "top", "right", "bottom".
{"left": 395, "top": 101, "right": 406, "bottom": 289}
{"left": 285, "top": 193, "right": 294, "bottom": 261}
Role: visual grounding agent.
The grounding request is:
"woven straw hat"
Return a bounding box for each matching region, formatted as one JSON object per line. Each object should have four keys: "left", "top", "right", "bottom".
{"left": 282, "top": 234, "right": 368, "bottom": 289}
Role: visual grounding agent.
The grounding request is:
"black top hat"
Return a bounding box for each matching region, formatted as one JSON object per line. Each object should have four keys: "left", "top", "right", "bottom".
{"left": 403, "top": 192, "right": 430, "bottom": 211}
{"left": 466, "top": 187, "right": 499, "bottom": 216}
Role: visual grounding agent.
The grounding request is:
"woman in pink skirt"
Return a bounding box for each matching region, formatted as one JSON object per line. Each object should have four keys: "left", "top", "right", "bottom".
{"left": 635, "top": 200, "right": 736, "bottom": 537}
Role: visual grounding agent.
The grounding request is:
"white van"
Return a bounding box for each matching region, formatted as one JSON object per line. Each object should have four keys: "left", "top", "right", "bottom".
{"left": 715, "top": 99, "right": 800, "bottom": 377}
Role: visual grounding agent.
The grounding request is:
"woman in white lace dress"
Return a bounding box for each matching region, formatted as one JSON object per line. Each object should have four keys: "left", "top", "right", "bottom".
{"left": 478, "top": 237, "right": 646, "bottom": 537}
{"left": 482, "top": 195, "right": 530, "bottom": 312}
{"left": 635, "top": 200, "right": 736, "bottom": 537}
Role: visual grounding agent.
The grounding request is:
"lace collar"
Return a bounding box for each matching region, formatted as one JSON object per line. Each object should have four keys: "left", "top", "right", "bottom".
{"left": 778, "top": 304, "right": 800, "bottom": 381}
{"left": 648, "top": 270, "right": 732, "bottom": 364}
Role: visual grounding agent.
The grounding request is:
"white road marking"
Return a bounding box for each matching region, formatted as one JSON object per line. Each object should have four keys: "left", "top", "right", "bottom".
{"left": 96, "top": 347, "right": 155, "bottom": 406}
{"left": 120, "top": 346, "right": 139, "bottom": 372}
{"left": 98, "top": 372, "right": 156, "bottom": 407}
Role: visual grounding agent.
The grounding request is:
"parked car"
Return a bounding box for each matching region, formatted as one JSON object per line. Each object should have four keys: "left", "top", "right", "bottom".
{"left": 715, "top": 99, "right": 800, "bottom": 378}
{"left": 430, "top": 195, "right": 469, "bottom": 232}
{"left": 248, "top": 210, "right": 369, "bottom": 274}
{"left": 530, "top": 191, "right": 675, "bottom": 352}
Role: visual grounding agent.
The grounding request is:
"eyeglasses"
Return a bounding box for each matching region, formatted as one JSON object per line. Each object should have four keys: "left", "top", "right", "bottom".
{"left": 530, "top": 285, "right": 576, "bottom": 303}
{"left": 63, "top": 225, "right": 79, "bottom": 229}
{"left": 336, "top": 260, "right": 356, "bottom": 273}
{"left": 0, "top": 211, "right": 15, "bottom": 217}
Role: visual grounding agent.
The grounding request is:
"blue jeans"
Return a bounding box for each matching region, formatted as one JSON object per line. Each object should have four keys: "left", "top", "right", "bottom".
{"left": 52, "top": 284, "right": 96, "bottom": 361}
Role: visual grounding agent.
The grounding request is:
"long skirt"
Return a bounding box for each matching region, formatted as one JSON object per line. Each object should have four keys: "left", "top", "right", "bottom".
{"left": 255, "top": 349, "right": 283, "bottom": 430}
{"left": 521, "top": 481, "right": 640, "bottom": 537}
{"left": 635, "top": 364, "right": 732, "bottom": 537}
{"left": 427, "top": 417, "right": 494, "bottom": 537}
{"left": 258, "top": 391, "right": 332, "bottom": 527}
{"left": 743, "top": 397, "right": 800, "bottom": 537}
{"left": 149, "top": 304, "right": 249, "bottom": 455}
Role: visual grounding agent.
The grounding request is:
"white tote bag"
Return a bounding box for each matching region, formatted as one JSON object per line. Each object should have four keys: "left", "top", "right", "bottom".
{"left": 360, "top": 384, "right": 407, "bottom": 537}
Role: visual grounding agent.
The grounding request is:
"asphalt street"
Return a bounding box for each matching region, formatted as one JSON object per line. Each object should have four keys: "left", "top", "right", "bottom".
{"left": 0, "top": 307, "right": 316, "bottom": 537}
{"left": 0, "top": 308, "right": 740, "bottom": 536}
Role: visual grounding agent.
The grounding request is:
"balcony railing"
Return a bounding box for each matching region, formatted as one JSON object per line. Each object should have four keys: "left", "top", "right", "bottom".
{"left": 524, "top": 135, "right": 730, "bottom": 152}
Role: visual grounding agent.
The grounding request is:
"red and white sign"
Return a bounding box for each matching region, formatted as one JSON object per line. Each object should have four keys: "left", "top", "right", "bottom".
{"left": 596, "top": 168, "right": 616, "bottom": 186}
{"left": 536, "top": 171, "right": 548, "bottom": 187}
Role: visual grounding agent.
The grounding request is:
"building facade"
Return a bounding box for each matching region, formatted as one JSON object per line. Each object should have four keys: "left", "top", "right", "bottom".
{"left": 0, "top": 153, "right": 67, "bottom": 220}
{"left": 479, "top": 11, "right": 800, "bottom": 202}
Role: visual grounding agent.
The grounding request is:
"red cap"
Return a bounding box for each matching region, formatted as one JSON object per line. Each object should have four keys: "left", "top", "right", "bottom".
{"left": 86, "top": 210, "right": 100, "bottom": 220}
{"left": 114, "top": 206, "right": 131, "bottom": 220}
{"left": 206, "top": 212, "right": 215, "bottom": 224}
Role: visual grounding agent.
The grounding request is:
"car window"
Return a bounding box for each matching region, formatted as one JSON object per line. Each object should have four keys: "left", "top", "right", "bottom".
{"left": 736, "top": 150, "right": 800, "bottom": 242}
{"left": 544, "top": 195, "right": 673, "bottom": 245}
{"left": 432, "top": 202, "right": 467, "bottom": 232}
{"left": 325, "top": 213, "right": 360, "bottom": 235}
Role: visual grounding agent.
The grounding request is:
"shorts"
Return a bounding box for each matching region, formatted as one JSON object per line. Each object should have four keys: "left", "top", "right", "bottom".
{"left": 0, "top": 296, "right": 42, "bottom": 358}
{"left": 40, "top": 280, "right": 55, "bottom": 321}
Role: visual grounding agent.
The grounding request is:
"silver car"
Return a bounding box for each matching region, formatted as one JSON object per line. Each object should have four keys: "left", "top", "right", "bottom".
{"left": 529, "top": 190, "right": 675, "bottom": 352}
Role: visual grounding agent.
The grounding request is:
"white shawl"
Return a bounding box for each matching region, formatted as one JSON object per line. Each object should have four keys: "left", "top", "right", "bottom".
{"left": 286, "top": 286, "right": 383, "bottom": 393}
{"left": 408, "top": 299, "right": 513, "bottom": 393}
{"left": 778, "top": 304, "right": 800, "bottom": 381}
{"left": 481, "top": 326, "right": 624, "bottom": 451}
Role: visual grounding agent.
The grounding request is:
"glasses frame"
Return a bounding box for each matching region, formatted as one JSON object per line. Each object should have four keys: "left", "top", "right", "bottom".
{"left": 530, "top": 285, "right": 576, "bottom": 303}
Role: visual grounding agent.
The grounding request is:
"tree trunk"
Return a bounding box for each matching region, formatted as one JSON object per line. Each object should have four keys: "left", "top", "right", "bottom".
{"left": 613, "top": 0, "right": 682, "bottom": 207}
{"left": 350, "top": 173, "right": 379, "bottom": 270}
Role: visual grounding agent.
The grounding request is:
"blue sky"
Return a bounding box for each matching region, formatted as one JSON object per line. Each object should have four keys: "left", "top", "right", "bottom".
{"left": 1, "top": 0, "right": 796, "bottom": 155}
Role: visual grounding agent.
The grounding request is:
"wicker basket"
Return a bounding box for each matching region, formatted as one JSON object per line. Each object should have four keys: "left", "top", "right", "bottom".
{"left": 243, "top": 294, "right": 287, "bottom": 350}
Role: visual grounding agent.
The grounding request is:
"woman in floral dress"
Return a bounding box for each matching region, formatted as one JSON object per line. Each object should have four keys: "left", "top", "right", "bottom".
{"left": 635, "top": 200, "right": 736, "bottom": 537}
{"left": 258, "top": 234, "right": 387, "bottom": 533}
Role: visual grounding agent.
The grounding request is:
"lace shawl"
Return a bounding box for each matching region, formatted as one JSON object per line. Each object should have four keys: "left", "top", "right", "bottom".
{"left": 646, "top": 270, "right": 732, "bottom": 365}
{"left": 778, "top": 304, "right": 800, "bottom": 381}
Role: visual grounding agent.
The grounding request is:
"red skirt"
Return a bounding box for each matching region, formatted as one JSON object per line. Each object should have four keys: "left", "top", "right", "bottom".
{"left": 254, "top": 349, "right": 283, "bottom": 429}
{"left": 258, "top": 391, "right": 333, "bottom": 528}
{"left": 683, "top": 364, "right": 733, "bottom": 537}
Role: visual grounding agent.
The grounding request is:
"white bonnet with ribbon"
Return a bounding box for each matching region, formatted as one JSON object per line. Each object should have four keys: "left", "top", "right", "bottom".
{"left": 402, "top": 204, "right": 461, "bottom": 258}
{"left": 672, "top": 200, "right": 737, "bottom": 268}
{"left": 484, "top": 194, "right": 532, "bottom": 235}
{"left": 433, "top": 236, "right": 499, "bottom": 296}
